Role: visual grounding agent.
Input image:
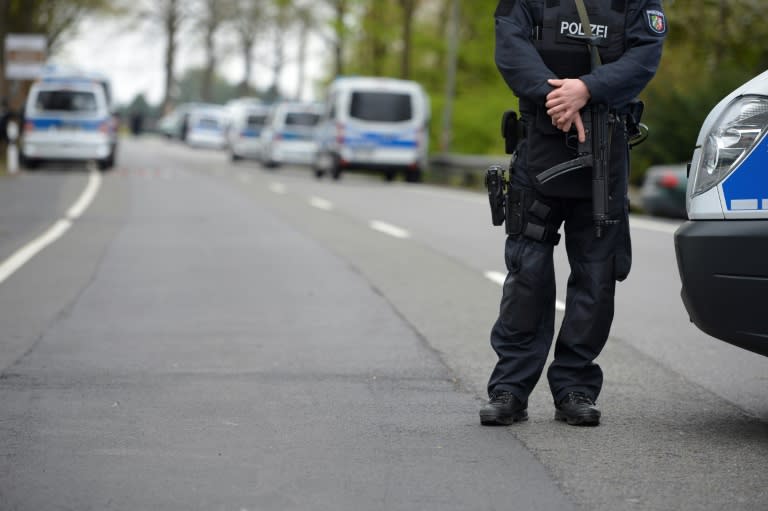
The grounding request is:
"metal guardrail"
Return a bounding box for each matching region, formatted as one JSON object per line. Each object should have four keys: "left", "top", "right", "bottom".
{"left": 428, "top": 153, "right": 510, "bottom": 187}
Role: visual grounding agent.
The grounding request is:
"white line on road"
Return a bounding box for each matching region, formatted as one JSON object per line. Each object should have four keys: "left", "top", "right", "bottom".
{"left": 269, "top": 182, "right": 287, "bottom": 194}
{"left": 309, "top": 197, "right": 334, "bottom": 211}
{"left": 237, "top": 172, "right": 253, "bottom": 184}
{"left": 0, "top": 167, "right": 102, "bottom": 286}
{"left": 369, "top": 220, "right": 411, "bottom": 239}
{"left": 484, "top": 271, "right": 566, "bottom": 312}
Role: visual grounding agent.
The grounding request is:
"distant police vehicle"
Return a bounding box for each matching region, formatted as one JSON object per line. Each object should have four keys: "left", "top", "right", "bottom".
{"left": 225, "top": 99, "right": 270, "bottom": 161}
{"left": 259, "top": 102, "right": 322, "bottom": 168}
{"left": 185, "top": 105, "right": 228, "bottom": 149}
{"left": 674, "top": 70, "right": 768, "bottom": 356}
{"left": 21, "top": 67, "right": 117, "bottom": 170}
{"left": 313, "top": 76, "right": 430, "bottom": 182}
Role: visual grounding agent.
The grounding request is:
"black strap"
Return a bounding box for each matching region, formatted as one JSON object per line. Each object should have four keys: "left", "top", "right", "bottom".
{"left": 495, "top": 0, "right": 516, "bottom": 16}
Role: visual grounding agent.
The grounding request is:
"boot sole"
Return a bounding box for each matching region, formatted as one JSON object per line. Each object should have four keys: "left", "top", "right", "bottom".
{"left": 480, "top": 410, "right": 528, "bottom": 426}
{"left": 554, "top": 409, "right": 600, "bottom": 426}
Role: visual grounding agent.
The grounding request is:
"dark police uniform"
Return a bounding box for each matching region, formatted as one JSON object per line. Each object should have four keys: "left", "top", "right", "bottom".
{"left": 483, "top": 0, "right": 666, "bottom": 423}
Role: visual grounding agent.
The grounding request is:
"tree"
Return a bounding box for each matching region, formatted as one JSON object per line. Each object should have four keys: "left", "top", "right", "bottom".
{"left": 397, "top": 0, "right": 420, "bottom": 79}
{"left": 293, "top": 2, "right": 317, "bottom": 100}
{"left": 195, "top": 0, "right": 235, "bottom": 102}
{"left": 131, "top": 0, "right": 187, "bottom": 113}
{"left": 232, "top": 0, "right": 264, "bottom": 96}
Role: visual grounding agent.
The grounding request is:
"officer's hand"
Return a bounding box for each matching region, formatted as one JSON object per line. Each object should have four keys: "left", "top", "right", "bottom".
{"left": 572, "top": 113, "right": 586, "bottom": 143}
{"left": 545, "top": 78, "right": 590, "bottom": 131}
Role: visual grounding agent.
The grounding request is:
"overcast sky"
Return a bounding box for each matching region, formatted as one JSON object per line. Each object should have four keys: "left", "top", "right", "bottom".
{"left": 56, "top": 14, "right": 327, "bottom": 107}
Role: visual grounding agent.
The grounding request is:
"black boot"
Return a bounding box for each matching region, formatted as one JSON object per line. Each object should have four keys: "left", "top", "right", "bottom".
{"left": 480, "top": 391, "right": 528, "bottom": 426}
{"left": 554, "top": 392, "right": 601, "bottom": 426}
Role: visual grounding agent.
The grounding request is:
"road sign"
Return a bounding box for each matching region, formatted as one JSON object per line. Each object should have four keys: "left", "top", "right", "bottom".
{"left": 4, "top": 34, "right": 47, "bottom": 80}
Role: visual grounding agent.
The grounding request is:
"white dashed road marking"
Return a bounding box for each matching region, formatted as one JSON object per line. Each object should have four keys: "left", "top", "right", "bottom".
{"left": 237, "top": 172, "right": 253, "bottom": 184}
{"left": 484, "top": 271, "right": 566, "bottom": 312}
{"left": 0, "top": 166, "right": 102, "bottom": 285}
{"left": 269, "top": 182, "right": 287, "bottom": 194}
{"left": 369, "top": 220, "right": 411, "bottom": 239}
{"left": 309, "top": 197, "right": 334, "bottom": 211}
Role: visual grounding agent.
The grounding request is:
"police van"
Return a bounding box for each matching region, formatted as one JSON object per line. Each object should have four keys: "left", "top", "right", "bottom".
{"left": 225, "top": 99, "right": 270, "bottom": 161}
{"left": 313, "top": 76, "right": 430, "bottom": 182}
{"left": 674, "top": 70, "right": 768, "bottom": 356}
{"left": 21, "top": 68, "right": 117, "bottom": 170}
{"left": 259, "top": 102, "right": 322, "bottom": 168}
{"left": 185, "top": 105, "right": 228, "bottom": 149}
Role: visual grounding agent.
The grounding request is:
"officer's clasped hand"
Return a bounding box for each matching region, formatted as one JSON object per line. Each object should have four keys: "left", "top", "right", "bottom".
{"left": 545, "top": 78, "right": 590, "bottom": 143}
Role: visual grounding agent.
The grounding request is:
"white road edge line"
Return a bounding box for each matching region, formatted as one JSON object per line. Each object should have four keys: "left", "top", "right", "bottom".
{"left": 0, "top": 167, "right": 102, "bottom": 286}
{"left": 369, "top": 220, "right": 411, "bottom": 239}
{"left": 484, "top": 271, "right": 566, "bottom": 312}
{"left": 309, "top": 197, "right": 334, "bottom": 211}
{"left": 269, "top": 182, "right": 287, "bottom": 194}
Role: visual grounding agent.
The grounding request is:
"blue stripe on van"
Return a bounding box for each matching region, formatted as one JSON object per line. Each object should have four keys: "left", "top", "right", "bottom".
{"left": 343, "top": 130, "right": 418, "bottom": 149}
{"left": 29, "top": 117, "right": 105, "bottom": 131}
{"left": 240, "top": 128, "right": 261, "bottom": 138}
{"left": 722, "top": 134, "right": 768, "bottom": 210}
{"left": 279, "top": 131, "right": 313, "bottom": 141}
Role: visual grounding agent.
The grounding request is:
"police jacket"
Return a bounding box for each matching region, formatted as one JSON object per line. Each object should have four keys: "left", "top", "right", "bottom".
{"left": 495, "top": 0, "right": 666, "bottom": 194}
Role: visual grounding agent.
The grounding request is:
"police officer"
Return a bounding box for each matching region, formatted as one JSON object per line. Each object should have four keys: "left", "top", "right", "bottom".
{"left": 480, "top": 0, "right": 666, "bottom": 426}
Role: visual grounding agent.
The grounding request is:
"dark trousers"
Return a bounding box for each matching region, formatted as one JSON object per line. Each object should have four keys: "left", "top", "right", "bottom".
{"left": 487, "top": 137, "right": 631, "bottom": 404}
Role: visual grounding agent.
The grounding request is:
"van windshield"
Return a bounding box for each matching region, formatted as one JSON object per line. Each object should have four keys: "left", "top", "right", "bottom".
{"left": 246, "top": 115, "right": 267, "bottom": 129}
{"left": 285, "top": 112, "right": 320, "bottom": 127}
{"left": 350, "top": 92, "right": 413, "bottom": 122}
{"left": 35, "top": 90, "right": 99, "bottom": 113}
{"left": 197, "top": 117, "right": 220, "bottom": 130}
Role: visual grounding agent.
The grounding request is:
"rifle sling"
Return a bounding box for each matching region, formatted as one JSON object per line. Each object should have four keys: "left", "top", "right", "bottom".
{"left": 573, "top": 0, "right": 602, "bottom": 66}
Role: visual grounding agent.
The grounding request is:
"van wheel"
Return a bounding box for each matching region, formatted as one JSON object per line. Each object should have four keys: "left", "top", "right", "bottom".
{"left": 97, "top": 149, "right": 116, "bottom": 171}
{"left": 231, "top": 152, "right": 242, "bottom": 162}
{"left": 405, "top": 169, "right": 422, "bottom": 183}
{"left": 331, "top": 160, "right": 342, "bottom": 180}
{"left": 21, "top": 154, "right": 39, "bottom": 170}
{"left": 384, "top": 170, "right": 396, "bottom": 182}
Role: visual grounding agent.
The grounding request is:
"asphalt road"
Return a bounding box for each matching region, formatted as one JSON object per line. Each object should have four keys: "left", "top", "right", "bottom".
{"left": 0, "top": 136, "right": 765, "bottom": 510}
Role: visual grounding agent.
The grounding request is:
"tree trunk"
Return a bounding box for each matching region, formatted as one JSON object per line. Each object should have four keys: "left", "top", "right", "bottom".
{"left": 162, "top": 0, "right": 178, "bottom": 113}
{"left": 202, "top": 27, "right": 216, "bottom": 102}
{"left": 399, "top": 0, "right": 416, "bottom": 79}
{"left": 333, "top": 0, "right": 347, "bottom": 77}
{"left": 239, "top": 37, "right": 253, "bottom": 96}
{"left": 296, "top": 27, "right": 308, "bottom": 100}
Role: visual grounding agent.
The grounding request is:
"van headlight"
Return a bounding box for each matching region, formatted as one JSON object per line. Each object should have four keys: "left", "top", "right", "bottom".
{"left": 692, "top": 95, "right": 768, "bottom": 197}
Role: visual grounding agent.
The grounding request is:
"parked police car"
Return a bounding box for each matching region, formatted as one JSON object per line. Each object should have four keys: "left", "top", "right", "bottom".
{"left": 21, "top": 69, "right": 117, "bottom": 170}
{"left": 674, "top": 70, "right": 768, "bottom": 356}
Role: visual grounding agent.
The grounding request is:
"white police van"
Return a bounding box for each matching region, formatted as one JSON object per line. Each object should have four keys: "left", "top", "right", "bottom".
{"left": 313, "top": 76, "right": 430, "bottom": 182}
{"left": 259, "top": 102, "right": 322, "bottom": 168}
{"left": 21, "top": 68, "right": 117, "bottom": 170}
{"left": 225, "top": 99, "right": 270, "bottom": 161}
{"left": 674, "top": 70, "right": 768, "bottom": 356}
{"left": 185, "top": 105, "right": 228, "bottom": 149}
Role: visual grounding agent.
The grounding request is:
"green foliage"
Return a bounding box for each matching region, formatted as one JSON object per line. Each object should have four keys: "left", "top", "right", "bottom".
{"left": 174, "top": 68, "right": 263, "bottom": 105}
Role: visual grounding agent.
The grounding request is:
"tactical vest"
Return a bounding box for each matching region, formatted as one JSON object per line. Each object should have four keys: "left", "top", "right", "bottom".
{"left": 521, "top": 0, "right": 628, "bottom": 198}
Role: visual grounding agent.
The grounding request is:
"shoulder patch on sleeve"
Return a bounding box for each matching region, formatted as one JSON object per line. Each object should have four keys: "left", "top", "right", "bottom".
{"left": 645, "top": 9, "right": 667, "bottom": 35}
{"left": 495, "top": 0, "right": 517, "bottom": 17}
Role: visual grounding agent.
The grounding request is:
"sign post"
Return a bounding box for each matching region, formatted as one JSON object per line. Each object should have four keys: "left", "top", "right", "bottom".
{"left": 6, "top": 120, "right": 19, "bottom": 175}
{"left": 4, "top": 34, "right": 47, "bottom": 80}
